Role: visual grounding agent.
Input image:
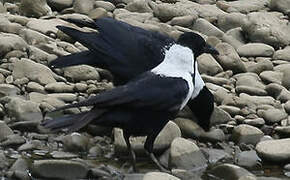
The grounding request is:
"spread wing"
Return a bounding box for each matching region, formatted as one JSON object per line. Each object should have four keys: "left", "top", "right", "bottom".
{"left": 53, "top": 72, "right": 189, "bottom": 112}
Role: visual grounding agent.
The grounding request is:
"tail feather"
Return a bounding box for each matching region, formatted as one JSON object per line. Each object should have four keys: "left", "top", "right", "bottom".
{"left": 41, "top": 108, "right": 107, "bottom": 132}
{"left": 49, "top": 50, "right": 106, "bottom": 69}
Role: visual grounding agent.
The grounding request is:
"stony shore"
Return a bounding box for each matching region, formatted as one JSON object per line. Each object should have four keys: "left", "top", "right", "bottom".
{"left": 1, "top": 0, "right": 290, "bottom": 179}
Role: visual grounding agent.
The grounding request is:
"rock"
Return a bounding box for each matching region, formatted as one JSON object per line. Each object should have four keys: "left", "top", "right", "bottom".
{"left": 19, "top": 28, "right": 54, "bottom": 45}
{"left": 269, "top": 0, "right": 290, "bottom": 14}
{"left": 62, "top": 133, "right": 90, "bottom": 152}
{"left": 50, "top": 151, "right": 78, "bottom": 159}
{"left": 0, "top": 134, "right": 26, "bottom": 147}
{"left": 0, "top": 150, "right": 8, "bottom": 170}
{"left": 239, "top": 93, "right": 277, "bottom": 110}
{"left": 282, "top": 70, "right": 290, "bottom": 90}
{"left": 241, "top": 12, "right": 290, "bottom": 48}
{"left": 260, "top": 71, "right": 283, "bottom": 84}
{"left": 0, "top": 33, "right": 28, "bottom": 57}
{"left": 232, "top": 124, "right": 264, "bottom": 145}
{"left": 244, "top": 118, "right": 265, "bottom": 127}
{"left": 47, "top": 0, "right": 73, "bottom": 11}
{"left": 235, "top": 150, "right": 261, "bottom": 169}
{"left": 88, "top": 7, "right": 108, "bottom": 20}
{"left": 237, "top": 43, "right": 275, "bottom": 57}
{"left": 26, "top": 18, "right": 65, "bottom": 36}
{"left": 217, "top": 0, "right": 269, "bottom": 13}
{"left": 169, "top": 137, "right": 207, "bottom": 170}
{"left": 9, "top": 157, "right": 29, "bottom": 173}
{"left": 210, "top": 163, "right": 256, "bottom": 180}
{"left": 125, "top": 0, "right": 153, "bottom": 13}
{"left": 12, "top": 58, "right": 56, "bottom": 85}
{"left": 174, "top": 117, "right": 203, "bottom": 139}
{"left": 261, "top": 108, "right": 288, "bottom": 124}
{"left": 197, "top": 54, "right": 223, "bottom": 76}
{"left": 143, "top": 172, "right": 180, "bottom": 180}
{"left": 17, "top": 140, "right": 43, "bottom": 151}
{"left": 32, "top": 160, "right": 89, "bottom": 179}
{"left": 201, "top": 148, "right": 232, "bottom": 164}
{"left": 234, "top": 73, "right": 266, "bottom": 96}
{"left": 215, "top": 42, "right": 246, "bottom": 74}
{"left": 95, "top": 1, "right": 115, "bottom": 12}
{"left": 273, "top": 46, "right": 290, "bottom": 62}
{"left": 0, "top": 121, "right": 14, "bottom": 142}
{"left": 150, "top": 1, "right": 198, "bottom": 22}
{"left": 19, "top": 0, "right": 52, "bottom": 18}
{"left": 0, "top": 84, "right": 20, "bottom": 97}
{"left": 45, "top": 82, "right": 74, "bottom": 93}
{"left": 199, "top": 129, "right": 226, "bottom": 143}
{"left": 26, "top": 82, "right": 46, "bottom": 93}
{"left": 210, "top": 106, "right": 233, "bottom": 125}
{"left": 192, "top": 18, "right": 224, "bottom": 38}
{"left": 73, "top": 0, "right": 94, "bottom": 15}
{"left": 274, "top": 126, "right": 290, "bottom": 137}
{"left": 256, "top": 138, "right": 290, "bottom": 162}
{"left": 28, "top": 46, "right": 55, "bottom": 63}
{"left": 284, "top": 101, "right": 290, "bottom": 114}
{"left": 169, "top": 15, "right": 196, "bottom": 28}
{"left": 114, "top": 121, "right": 181, "bottom": 155}
{"left": 0, "top": 2, "right": 6, "bottom": 13}
{"left": 47, "top": 93, "right": 77, "bottom": 102}
{"left": 217, "top": 13, "right": 246, "bottom": 32}
{"left": 64, "top": 65, "right": 100, "bottom": 82}
{"left": 5, "top": 97, "right": 42, "bottom": 122}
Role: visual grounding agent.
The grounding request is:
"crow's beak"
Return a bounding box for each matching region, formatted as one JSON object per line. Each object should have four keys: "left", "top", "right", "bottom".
{"left": 203, "top": 44, "right": 219, "bottom": 55}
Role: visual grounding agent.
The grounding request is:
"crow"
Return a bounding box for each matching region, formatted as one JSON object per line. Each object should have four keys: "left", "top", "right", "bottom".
{"left": 50, "top": 17, "right": 219, "bottom": 131}
{"left": 42, "top": 31, "right": 217, "bottom": 172}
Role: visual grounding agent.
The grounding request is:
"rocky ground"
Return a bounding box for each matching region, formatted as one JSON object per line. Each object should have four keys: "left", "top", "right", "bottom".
{"left": 0, "top": 0, "right": 290, "bottom": 179}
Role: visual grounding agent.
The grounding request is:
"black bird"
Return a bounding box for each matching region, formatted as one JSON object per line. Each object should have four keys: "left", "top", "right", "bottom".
{"left": 42, "top": 31, "right": 217, "bottom": 172}
{"left": 50, "top": 18, "right": 219, "bottom": 131}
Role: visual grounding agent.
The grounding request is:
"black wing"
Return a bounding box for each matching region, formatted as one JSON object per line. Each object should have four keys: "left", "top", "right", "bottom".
{"left": 53, "top": 72, "right": 189, "bottom": 112}
{"left": 51, "top": 18, "right": 175, "bottom": 82}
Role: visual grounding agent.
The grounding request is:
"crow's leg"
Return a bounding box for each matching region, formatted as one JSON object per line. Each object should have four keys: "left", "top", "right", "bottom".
{"left": 123, "top": 132, "right": 137, "bottom": 172}
{"left": 144, "top": 132, "right": 171, "bottom": 173}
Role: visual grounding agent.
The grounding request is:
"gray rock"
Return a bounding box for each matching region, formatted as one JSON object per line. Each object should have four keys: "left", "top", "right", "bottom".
{"left": 26, "top": 18, "right": 64, "bottom": 36}
{"left": 234, "top": 73, "right": 266, "bottom": 96}
{"left": 88, "top": 7, "right": 108, "bottom": 20}
{"left": 47, "top": 93, "right": 77, "bottom": 102}
{"left": 201, "top": 148, "right": 232, "bottom": 164}
{"left": 64, "top": 65, "right": 100, "bottom": 82}
{"left": 210, "top": 163, "right": 256, "bottom": 180}
{"left": 45, "top": 82, "right": 74, "bottom": 93}
{"left": 192, "top": 18, "right": 224, "bottom": 38}
{"left": 32, "top": 160, "right": 89, "bottom": 179}
{"left": 0, "top": 121, "right": 14, "bottom": 142}
{"left": 73, "top": 0, "right": 94, "bottom": 15}
{"left": 95, "top": 1, "right": 115, "bottom": 12}
{"left": 269, "top": 0, "right": 290, "bottom": 14}
{"left": 273, "top": 46, "right": 290, "bottom": 62}
{"left": 150, "top": 1, "right": 198, "bottom": 22}
{"left": 0, "top": 33, "right": 28, "bottom": 57}
{"left": 244, "top": 118, "right": 265, "bottom": 127}
{"left": 274, "top": 126, "right": 290, "bottom": 137}
{"left": 9, "top": 157, "right": 29, "bottom": 173}
{"left": 284, "top": 101, "right": 290, "bottom": 114}
{"left": 26, "top": 82, "right": 45, "bottom": 93}
{"left": 219, "top": 105, "right": 241, "bottom": 116}
{"left": 256, "top": 138, "right": 290, "bottom": 162}
{"left": 169, "top": 137, "right": 207, "bottom": 170}
{"left": 282, "top": 70, "right": 290, "bottom": 90}
{"left": 0, "top": 84, "right": 20, "bottom": 97}
{"left": 210, "top": 106, "right": 233, "bottom": 125}
{"left": 5, "top": 97, "right": 42, "bottom": 122}
{"left": 143, "top": 172, "right": 180, "bottom": 180}
{"left": 237, "top": 43, "right": 275, "bottom": 57}
{"left": 232, "top": 124, "right": 264, "bottom": 145}
{"left": 261, "top": 108, "right": 288, "bottom": 124}
{"left": 0, "top": 134, "right": 26, "bottom": 147}
{"left": 217, "top": 13, "right": 246, "bottom": 32}
{"left": 29, "top": 46, "right": 56, "bottom": 63}
{"left": 19, "top": 0, "right": 52, "bottom": 17}
{"left": 199, "top": 128, "right": 226, "bottom": 143}
{"left": 217, "top": 0, "right": 269, "bottom": 13}
{"left": 12, "top": 58, "right": 56, "bottom": 85}
{"left": 226, "top": 27, "right": 246, "bottom": 45}
{"left": 114, "top": 121, "right": 181, "bottom": 155}
{"left": 47, "top": 0, "right": 73, "bottom": 11}
{"left": 202, "top": 75, "right": 231, "bottom": 86}
{"left": 125, "top": 0, "right": 153, "bottom": 13}
{"left": 260, "top": 71, "right": 283, "bottom": 84}
{"left": 50, "top": 151, "right": 78, "bottom": 159}
{"left": 174, "top": 117, "right": 204, "bottom": 139}
{"left": 239, "top": 93, "right": 277, "bottom": 110}
{"left": 17, "top": 140, "right": 43, "bottom": 151}
{"left": 0, "top": 16, "right": 23, "bottom": 34}
{"left": 62, "top": 133, "right": 90, "bottom": 152}
{"left": 169, "top": 15, "right": 196, "bottom": 28}
{"left": 241, "top": 12, "right": 290, "bottom": 48}
{"left": 0, "top": 2, "right": 6, "bottom": 13}
{"left": 235, "top": 150, "right": 261, "bottom": 169}
{"left": 215, "top": 42, "right": 246, "bottom": 74}
{"left": 19, "top": 28, "right": 54, "bottom": 45}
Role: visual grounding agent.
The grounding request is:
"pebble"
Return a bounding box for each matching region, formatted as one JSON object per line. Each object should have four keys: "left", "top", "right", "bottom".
{"left": 232, "top": 124, "right": 264, "bottom": 145}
